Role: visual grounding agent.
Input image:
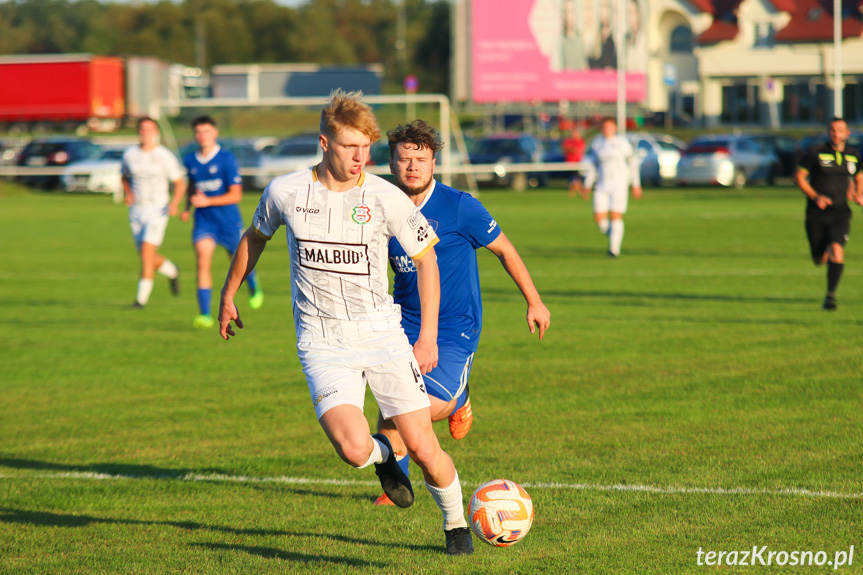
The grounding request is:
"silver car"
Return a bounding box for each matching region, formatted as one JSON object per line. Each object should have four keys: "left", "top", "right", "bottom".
{"left": 676, "top": 135, "right": 779, "bottom": 188}
{"left": 626, "top": 132, "right": 685, "bottom": 186}
{"left": 61, "top": 148, "right": 125, "bottom": 201}
{"left": 254, "top": 134, "right": 322, "bottom": 189}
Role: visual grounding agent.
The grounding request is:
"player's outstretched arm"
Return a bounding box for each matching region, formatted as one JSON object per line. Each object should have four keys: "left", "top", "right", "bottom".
{"left": 219, "top": 227, "right": 268, "bottom": 340}
{"left": 485, "top": 232, "right": 550, "bottom": 340}
{"left": 192, "top": 184, "right": 243, "bottom": 208}
{"left": 169, "top": 177, "right": 187, "bottom": 217}
{"left": 412, "top": 248, "right": 440, "bottom": 374}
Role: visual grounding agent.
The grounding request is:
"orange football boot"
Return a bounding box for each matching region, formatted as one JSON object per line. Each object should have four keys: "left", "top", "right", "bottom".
{"left": 372, "top": 493, "right": 395, "bottom": 506}
{"left": 448, "top": 397, "right": 473, "bottom": 440}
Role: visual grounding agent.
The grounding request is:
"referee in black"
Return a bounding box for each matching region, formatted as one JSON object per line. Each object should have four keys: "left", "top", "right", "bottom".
{"left": 795, "top": 117, "right": 863, "bottom": 310}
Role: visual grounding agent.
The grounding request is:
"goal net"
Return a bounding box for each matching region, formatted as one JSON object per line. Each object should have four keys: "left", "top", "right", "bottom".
{"left": 149, "top": 94, "right": 476, "bottom": 192}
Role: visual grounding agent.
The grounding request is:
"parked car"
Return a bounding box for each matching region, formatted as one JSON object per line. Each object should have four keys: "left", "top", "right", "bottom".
{"left": 796, "top": 132, "right": 863, "bottom": 164}
{"left": 625, "top": 132, "right": 685, "bottom": 186}
{"left": 748, "top": 134, "right": 798, "bottom": 177}
{"left": 61, "top": 147, "right": 125, "bottom": 200}
{"left": 220, "top": 138, "right": 271, "bottom": 190}
{"left": 676, "top": 135, "right": 779, "bottom": 188}
{"left": 17, "top": 137, "right": 102, "bottom": 188}
{"left": 254, "top": 133, "right": 322, "bottom": 189}
{"left": 0, "top": 141, "right": 20, "bottom": 165}
{"left": 468, "top": 133, "right": 547, "bottom": 189}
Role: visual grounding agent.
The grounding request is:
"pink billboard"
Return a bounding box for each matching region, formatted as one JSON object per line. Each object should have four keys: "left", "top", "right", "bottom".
{"left": 472, "top": 0, "right": 647, "bottom": 103}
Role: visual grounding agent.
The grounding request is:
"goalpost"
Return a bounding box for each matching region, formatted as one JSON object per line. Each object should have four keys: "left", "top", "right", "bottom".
{"left": 148, "top": 93, "right": 475, "bottom": 191}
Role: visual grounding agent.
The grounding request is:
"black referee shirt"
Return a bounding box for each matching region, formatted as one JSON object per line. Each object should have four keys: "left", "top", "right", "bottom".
{"left": 798, "top": 142, "right": 860, "bottom": 210}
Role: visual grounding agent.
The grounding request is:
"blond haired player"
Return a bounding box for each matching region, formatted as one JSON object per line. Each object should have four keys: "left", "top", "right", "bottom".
{"left": 121, "top": 117, "right": 186, "bottom": 308}
{"left": 217, "top": 91, "right": 474, "bottom": 556}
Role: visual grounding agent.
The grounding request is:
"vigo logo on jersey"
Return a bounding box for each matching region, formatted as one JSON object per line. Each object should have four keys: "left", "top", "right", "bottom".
{"left": 298, "top": 239, "right": 370, "bottom": 275}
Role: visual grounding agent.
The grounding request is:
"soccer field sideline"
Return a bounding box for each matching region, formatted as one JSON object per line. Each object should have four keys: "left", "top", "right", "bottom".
{"left": 4, "top": 472, "right": 861, "bottom": 500}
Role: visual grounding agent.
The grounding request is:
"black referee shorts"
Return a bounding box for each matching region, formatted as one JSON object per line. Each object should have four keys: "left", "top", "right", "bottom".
{"left": 805, "top": 208, "right": 851, "bottom": 261}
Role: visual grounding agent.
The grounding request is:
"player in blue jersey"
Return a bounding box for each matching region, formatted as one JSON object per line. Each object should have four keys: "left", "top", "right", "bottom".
{"left": 182, "top": 116, "right": 263, "bottom": 328}
{"left": 372, "top": 119, "right": 551, "bottom": 506}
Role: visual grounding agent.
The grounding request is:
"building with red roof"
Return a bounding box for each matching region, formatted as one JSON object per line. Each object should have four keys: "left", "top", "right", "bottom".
{"left": 646, "top": 0, "right": 863, "bottom": 126}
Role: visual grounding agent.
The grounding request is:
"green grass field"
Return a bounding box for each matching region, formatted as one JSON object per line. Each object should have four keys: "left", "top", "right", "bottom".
{"left": 2, "top": 181, "right": 861, "bottom": 574}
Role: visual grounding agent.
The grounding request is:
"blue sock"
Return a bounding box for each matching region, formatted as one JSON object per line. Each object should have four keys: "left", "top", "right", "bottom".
{"left": 197, "top": 288, "right": 211, "bottom": 316}
{"left": 396, "top": 453, "right": 410, "bottom": 478}
{"left": 246, "top": 271, "right": 259, "bottom": 294}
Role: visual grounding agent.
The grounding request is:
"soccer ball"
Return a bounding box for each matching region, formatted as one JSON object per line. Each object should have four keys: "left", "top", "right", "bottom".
{"left": 468, "top": 478, "right": 534, "bottom": 547}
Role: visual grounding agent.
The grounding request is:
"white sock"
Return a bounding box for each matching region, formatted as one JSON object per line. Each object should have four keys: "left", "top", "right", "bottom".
{"left": 597, "top": 218, "right": 610, "bottom": 235}
{"left": 157, "top": 260, "right": 179, "bottom": 279}
{"left": 426, "top": 471, "right": 468, "bottom": 530}
{"left": 358, "top": 436, "right": 389, "bottom": 469}
{"left": 609, "top": 219, "right": 624, "bottom": 255}
{"left": 136, "top": 278, "right": 154, "bottom": 305}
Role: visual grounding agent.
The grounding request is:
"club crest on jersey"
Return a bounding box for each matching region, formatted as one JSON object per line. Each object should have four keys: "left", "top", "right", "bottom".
{"left": 352, "top": 204, "right": 372, "bottom": 225}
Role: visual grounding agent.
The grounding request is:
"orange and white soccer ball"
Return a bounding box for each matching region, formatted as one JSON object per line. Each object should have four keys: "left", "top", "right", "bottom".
{"left": 468, "top": 478, "right": 534, "bottom": 546}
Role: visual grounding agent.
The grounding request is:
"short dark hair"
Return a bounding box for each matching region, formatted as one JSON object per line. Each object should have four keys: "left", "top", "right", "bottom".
{"left": 830, "top": 116, "right": 846, "bottom": 126}
{"left": 387, "top": 120, "right": 444, "bottom": 158}
{"left": 191, "top": 115, "right": 217, "bottom": 129}
{"left": 137, "top": 117, "right": 158, "bottom": 130}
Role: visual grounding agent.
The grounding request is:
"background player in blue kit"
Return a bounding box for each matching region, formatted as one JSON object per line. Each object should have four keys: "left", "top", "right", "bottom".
{"left": 372, "top": 120, "right": 551, "bottom": 506}
{"left": 182, "top": 116, "right": 263, "bottom": 328}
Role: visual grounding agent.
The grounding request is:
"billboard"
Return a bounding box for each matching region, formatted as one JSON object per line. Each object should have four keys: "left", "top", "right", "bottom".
{"left": 471, "top": 0, "right": 647, "bottom": 103}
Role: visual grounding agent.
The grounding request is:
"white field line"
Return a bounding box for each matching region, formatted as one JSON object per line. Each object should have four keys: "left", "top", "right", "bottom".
{"left": 1, "top": 471, "right": 861, "bottom": 500}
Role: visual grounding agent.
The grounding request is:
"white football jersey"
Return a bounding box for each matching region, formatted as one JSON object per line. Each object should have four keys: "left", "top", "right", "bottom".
{"left": 121, "top": 145, "right": 184, "bottom": 208}
{"left": 254, "top": 167, "right": 438, "bottom": 342}
{"left": 583, "top": 135, "right": 641, "bottom": 191}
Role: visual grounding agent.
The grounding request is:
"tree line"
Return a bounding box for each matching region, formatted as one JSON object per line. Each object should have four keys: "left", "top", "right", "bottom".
{"left": 0, "top": 0, "right": 451, "bottom": 94}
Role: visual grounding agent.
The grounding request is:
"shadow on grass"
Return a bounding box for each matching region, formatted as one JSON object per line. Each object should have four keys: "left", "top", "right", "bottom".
{"left": 189, "top": 542, "right": 388, "bottom": 567}
{"left": 0, "top": 457, "right": 228, "bottom": 479}
{"left": 483, "top": 286, "right": 817, "bottom": 306}
{"left": 0, "top": 458, "right": 387, "bottom": 505}
{"left": 518, "top": 245, "right": 805, "bottom": 261}
{"left": 0, "top": 506, "right": 437, "bottom": 559}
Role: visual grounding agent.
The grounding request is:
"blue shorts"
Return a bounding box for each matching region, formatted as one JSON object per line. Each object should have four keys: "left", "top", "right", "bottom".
{"left": 423, "top": 341, "right": 474, "bottom": 407}
{"left": 193, "top": 207, "right": 244, "bottom": 252}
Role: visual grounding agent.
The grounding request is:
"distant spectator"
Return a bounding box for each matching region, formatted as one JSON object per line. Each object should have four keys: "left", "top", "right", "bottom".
{"left": 562, "top": 127, "right": 586, "bottom": 197}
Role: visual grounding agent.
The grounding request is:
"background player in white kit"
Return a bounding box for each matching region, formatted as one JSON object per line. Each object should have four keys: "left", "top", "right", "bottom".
{"left": 582, "top": 117, "right": 642, "bottom": 257}
{"left": 216, "top": 91, "right": 475, "bottom": 556}
{"left": 121, "top": 118, "right": 186, "bottom": 308}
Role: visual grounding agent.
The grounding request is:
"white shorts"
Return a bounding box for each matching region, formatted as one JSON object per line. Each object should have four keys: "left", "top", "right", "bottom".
{"left": 129, "top": 205, "right": 169, "bottom": 250}
{"left": 297, "top": 328, "right": 430, "bottom": 420}
{"left": 593, "top": 185, "right": 629, "bottom": 215}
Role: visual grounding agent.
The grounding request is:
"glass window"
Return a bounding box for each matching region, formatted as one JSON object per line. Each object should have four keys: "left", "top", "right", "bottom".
{"left": 670, "top": 26, "right": 693, "bottom": 54}
{"left": 842, "top": 81, "right": 860, "bottom": 122}
{"left": 815, "top": 84, "right": 829, "bottom": 122}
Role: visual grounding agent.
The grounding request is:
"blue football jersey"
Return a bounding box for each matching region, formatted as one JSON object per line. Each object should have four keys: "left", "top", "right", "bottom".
{"left": 183, "top": 146, "right": 244, "bottom": 229}
{"left": 388, "top": 181, "right": 502, "bottom": 352}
